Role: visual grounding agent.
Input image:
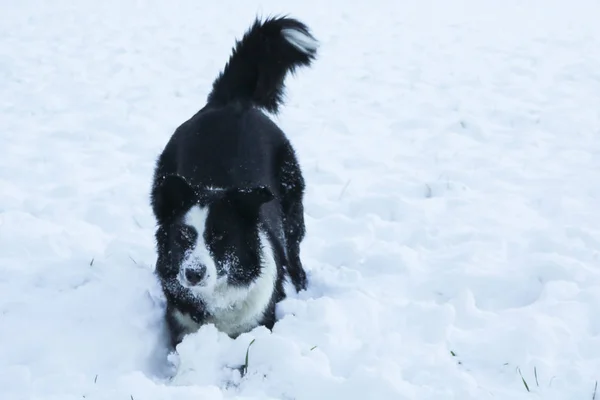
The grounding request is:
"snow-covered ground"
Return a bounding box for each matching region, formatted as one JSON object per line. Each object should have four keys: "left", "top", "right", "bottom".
{"left": 2, "top": 0, "right": 600, "bottom": 398}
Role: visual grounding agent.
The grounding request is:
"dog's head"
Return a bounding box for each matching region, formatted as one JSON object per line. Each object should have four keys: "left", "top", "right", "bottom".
{"left": 152, "top": 174, "right": 274, "bottom": 292}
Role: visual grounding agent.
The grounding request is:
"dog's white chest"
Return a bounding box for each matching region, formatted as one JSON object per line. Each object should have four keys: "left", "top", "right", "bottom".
{"left": 174, "top": 232, "right": 278, "bottom": 338}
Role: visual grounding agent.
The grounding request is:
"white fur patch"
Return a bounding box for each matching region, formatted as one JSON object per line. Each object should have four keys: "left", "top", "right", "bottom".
{"left": 178, "top": 206, "right": 217, "bottom": 291}
{"left": 202, "top": 232, "right": 277, "bottom": 336}
{"left": 282, "top": 27, "right": 319, "bottom": 54}
{"left": 176, "top": 204, "right": 278, "bottom": 337}
{"left": 172, "top": 308, "right": 201, "bottom": 333}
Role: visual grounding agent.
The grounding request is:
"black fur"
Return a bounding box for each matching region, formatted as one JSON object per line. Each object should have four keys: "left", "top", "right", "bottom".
{"left": 207, "top": 16, "right": 317, "bottom": 114}
{"left": 150, "top": 16, "right": 317, "bottom": 348}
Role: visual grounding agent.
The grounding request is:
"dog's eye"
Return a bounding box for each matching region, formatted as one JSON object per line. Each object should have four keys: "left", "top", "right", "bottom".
{"left": 206, "top": 229, "right": 225, "bottom": 244}
{"left": 212, "top": 233, "right": 225, "bottom": 242}
{"left": 178, "top": 226, "right": 197, "bottom": 247}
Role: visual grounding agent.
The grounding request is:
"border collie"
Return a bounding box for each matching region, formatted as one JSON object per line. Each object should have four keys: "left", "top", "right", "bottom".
{"left": 150, "top": 16, "right": 318, "bottom": 348}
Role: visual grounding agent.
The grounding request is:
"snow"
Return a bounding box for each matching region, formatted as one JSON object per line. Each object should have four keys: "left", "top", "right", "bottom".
{"left": 1, "top": 0, "right": 600, "bottom": 398}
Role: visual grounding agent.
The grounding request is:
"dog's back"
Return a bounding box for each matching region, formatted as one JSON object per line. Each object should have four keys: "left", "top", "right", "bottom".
{"left": 154, "top": 16, "right": 318, "bottom": 195}
{"left": 159, "top": 105, "right": 286, "bottom": 193}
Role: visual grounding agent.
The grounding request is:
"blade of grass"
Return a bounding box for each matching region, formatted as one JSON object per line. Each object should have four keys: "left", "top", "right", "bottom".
{"left": 243, "top": 339, "right": 256, "bottom": 376}
{"left": 517, "top": 367, "right": 530, "bottom": 392}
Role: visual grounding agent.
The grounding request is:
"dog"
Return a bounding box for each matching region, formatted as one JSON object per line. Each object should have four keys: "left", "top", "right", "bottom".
{"left": 150, "top": 16, "right": 318, "bottom": 348}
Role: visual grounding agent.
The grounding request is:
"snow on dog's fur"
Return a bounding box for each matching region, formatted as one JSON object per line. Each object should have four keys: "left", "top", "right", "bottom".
{"left": 150, "top": 16, "right": 318, "bottom": 348}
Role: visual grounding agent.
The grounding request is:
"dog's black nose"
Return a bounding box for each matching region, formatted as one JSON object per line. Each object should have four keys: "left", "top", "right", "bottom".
{"left": 185, "top": 267, "right": 206, "bottom": 285}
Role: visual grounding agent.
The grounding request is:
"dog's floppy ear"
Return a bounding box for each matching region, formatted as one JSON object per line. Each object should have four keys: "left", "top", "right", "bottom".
{"left": 151, "top": 174, "right": 198, "bottom": 224}
{"left": 226, "top": 186, "right": 274, "bottom": 218}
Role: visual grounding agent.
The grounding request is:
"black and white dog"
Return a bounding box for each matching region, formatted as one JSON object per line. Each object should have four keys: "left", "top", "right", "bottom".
{"left": 150, "top": 16, "right": 318, "bottom": 348}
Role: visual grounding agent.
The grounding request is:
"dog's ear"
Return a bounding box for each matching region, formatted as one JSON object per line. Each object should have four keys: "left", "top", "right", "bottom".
{"left": 151, "top": 174, "right": 198, "bottom": 224}
{"left": 226, "top": 186, "right": 274, "bottom": 218}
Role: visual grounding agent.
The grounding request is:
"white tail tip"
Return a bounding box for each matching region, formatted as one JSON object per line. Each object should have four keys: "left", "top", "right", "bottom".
{"left": 282, "top": 27, "right": 319, "bottom": 54}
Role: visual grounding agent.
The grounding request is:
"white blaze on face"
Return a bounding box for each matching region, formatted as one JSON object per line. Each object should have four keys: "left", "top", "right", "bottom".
{"left": 178, "top": 205, "right": 218, "bottom": 292}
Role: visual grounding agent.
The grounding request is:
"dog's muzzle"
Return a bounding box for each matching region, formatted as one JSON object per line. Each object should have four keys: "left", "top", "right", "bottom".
{"left": 184, "top": 265, "right": 207, "bottom": 286}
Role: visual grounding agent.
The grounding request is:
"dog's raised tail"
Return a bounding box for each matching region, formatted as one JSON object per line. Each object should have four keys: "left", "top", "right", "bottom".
{"left": 207, "top": 16, "right": 318, "bottom": 114}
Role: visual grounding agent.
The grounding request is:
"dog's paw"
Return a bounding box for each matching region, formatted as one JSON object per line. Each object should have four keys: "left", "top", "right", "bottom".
{"left": 292, "top": 269, "right": 307, "bottom": 292}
